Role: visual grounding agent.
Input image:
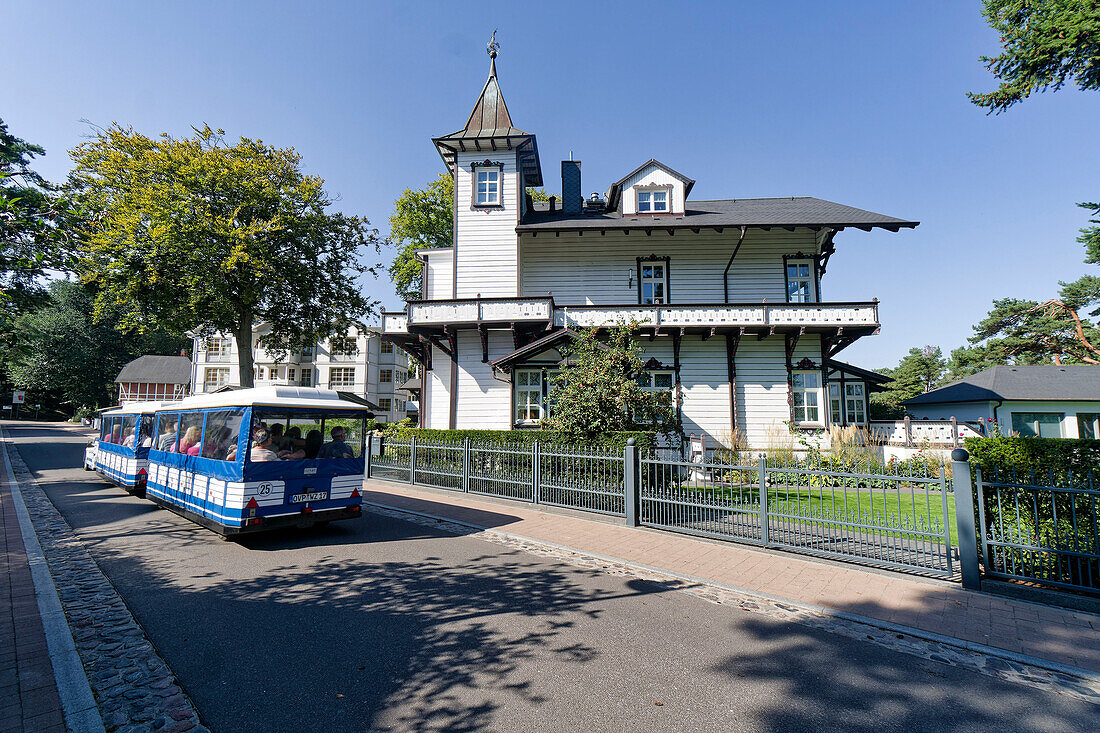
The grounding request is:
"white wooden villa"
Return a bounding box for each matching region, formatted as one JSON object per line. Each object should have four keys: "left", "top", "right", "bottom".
{"left": 382, "top": 43, "right": 917, "bottom": 448}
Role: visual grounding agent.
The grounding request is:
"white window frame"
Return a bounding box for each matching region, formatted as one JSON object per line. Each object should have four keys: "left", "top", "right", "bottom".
{"left": 792, "top": 370, "right": 823, "bottom": 426}
{"left": 844, "top": 383, "right": 866, "bottom": 424}
{"left": 514, "top": 369, "right": 543, "bottom": 425}
{"left": 204, "top": 337, "right": 232, "bottom": 361}
{"left": 475, "top": 166, "right": 501, "bottom": 206}
{"left": 829, "top": 383, "right": 843, "bottom": 424}
{"left": 328, "top": 367, "right": 355, "bottom": 388}
{"left": 380, "top": 340, "right": 394, "bottom": 354}
{"left": 203, "top": 367, "right": 230, "bottom": 390}
{"left": 299, "top": 369, "right": 313, "bottom": 387}
{"left": 786, "top": 259, "right": 816, "bottom": 303}
{"left": 639, "top": 261, "right": 668, "bottom": 305}
{"left": 287, "top": 367, "right": 296, "bottom": 383}
{"left": 637, "top": 188, "right": 668, "bottom": 213}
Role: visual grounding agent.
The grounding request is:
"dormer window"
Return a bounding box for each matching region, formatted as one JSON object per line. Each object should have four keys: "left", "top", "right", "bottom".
{"left": 472, "top": 163, "right": 502, "bottom": 207}
{"left": 637, "top": 189, "right": 668, "bottom": 213}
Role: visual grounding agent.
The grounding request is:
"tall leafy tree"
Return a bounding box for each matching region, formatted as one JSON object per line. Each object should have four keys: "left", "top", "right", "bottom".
{"left": 543, "top": 324, "right": 680, "bottom": 441}
{"left": 387, "top": 175, "right": 557, "bottom": 301}
{"left": 0, "top": 118, "right": 75, "bottom": 321}
{"left": 5, "top": 280, "right": 186, "bottom": 411}
{"left": 68, "top": 124, "right": 381, "bottom": 387}
{"left": 968, "top": 0, "right": 1100, "bottom": 113}
{"left": 388, "top": 173, "right": 453, "bottom": 301}
{"left": 870, "top": 346, "right": 947, "bottom": 418}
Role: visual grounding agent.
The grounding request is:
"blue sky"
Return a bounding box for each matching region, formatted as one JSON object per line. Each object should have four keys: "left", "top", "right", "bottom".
{"left": 5, "top": 1, "right": 1098, "bottom": 369}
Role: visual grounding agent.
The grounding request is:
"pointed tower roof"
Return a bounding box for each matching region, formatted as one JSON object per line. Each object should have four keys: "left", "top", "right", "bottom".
{"left": 432, "top": 33, "right": 543, "bottom": 186}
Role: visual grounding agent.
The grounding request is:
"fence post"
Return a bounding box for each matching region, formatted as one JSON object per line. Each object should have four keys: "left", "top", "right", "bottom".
{"left": 951, "top": 448, "right": 981, "bottom": 590}
{"left": 409, "top": 434, "right": 417, "bottom": 485}
{"left": 758, "top": 454, "right": 769, "bottom": 545}
{"left": 365, "top": 434, "right": 373, "bottom": 479}
{"left": 624, "top": 438, "right": 638, "bottom": 526}
{"left": 532, "top": 442, "right": 540, "bottom": 504}
{"left": 950, "top": 416, "right": 959, "bottom": 448}
{"left": 462, "top": 437, "right": 470, "bottom": 493}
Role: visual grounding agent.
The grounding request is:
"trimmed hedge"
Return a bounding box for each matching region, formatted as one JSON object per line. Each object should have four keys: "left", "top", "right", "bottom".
{"left": 392, "top": 427, "right": 655, "bottom": 453}
{"left": 963, "top": 436, "right": 1100, "bottom": 479}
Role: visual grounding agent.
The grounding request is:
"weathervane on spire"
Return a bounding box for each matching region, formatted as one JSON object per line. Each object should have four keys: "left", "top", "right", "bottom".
{"left": 487, "top": 29, "right": 499, "bottom": 59}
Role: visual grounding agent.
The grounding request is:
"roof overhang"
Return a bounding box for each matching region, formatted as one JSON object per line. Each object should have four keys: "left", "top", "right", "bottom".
{"left": 432, "top": 133, "right": 543, "bottom": 187}
{"left": 515, "top": 220, "right": 919, "bottom": 235}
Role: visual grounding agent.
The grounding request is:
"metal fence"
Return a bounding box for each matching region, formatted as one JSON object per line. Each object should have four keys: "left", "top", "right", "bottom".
{"left": 640, "top": 452, "right": 955, "bottom": 575}
{"left": 976, "top": 466, "right": 1100, "bottom": 593}
{"left": 369, "top": 437, "right": 627, "bottom": 517}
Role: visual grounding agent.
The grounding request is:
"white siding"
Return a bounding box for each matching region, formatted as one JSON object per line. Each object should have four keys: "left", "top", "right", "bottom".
{"left": 424, "top": 249, "right": 454, "bottom": 300}
{"left": 619, "top": 165, "right": 686, "bottom": 215}
{"left": 734, "top": 337, "right": 790, "bottom": 447}
{"left": 519, "top": 229, "right": 818, "bottom": 305}
{"left": 425, "top": 346, "right": 451, "bottom": 429}
{"left": 679, "top": 336, "right": 731, "bottom": 443}
{"left": 454, "top": 151, "right": 520, "bottom": 298}
{"left": 455, "top": 329, "right": 512, "bottom": 429}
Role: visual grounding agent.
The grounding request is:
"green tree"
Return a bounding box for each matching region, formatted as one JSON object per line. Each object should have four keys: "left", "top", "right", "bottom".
{"left": 5, "top": 280, "right": 186, "bottom": 411}
{"left": 969, "top": 0, "right": 1100, "bottom": 113}
{"left": 870, "top": 346, "right": 947, "bottom": 418}
{"left": 386, "top": 174, "right": 558, "bottom": 301}
{"left": 387, "top": 173, "right": 453, "bottom": 301}
{"left": 542, "top": 324, "right": 680, "bottom": 441}
{"left": 68, "top": 124, "right": 380, "bottom": 388}
{"left": 1, "top": 118, "right": 75, "bottom": 321}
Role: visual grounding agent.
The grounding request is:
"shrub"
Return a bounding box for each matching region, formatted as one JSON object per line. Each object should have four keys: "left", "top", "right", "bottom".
{"left": 391, "top": 427, "right": 654, "bottom": 453}
{"left": 964, "top": 436, "right": 1100, "bottom": 482}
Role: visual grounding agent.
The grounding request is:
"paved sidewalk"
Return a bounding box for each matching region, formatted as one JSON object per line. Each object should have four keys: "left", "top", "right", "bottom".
{"left": 1, "top": 441, "right": 66, "bottom": 732}
{"left": 364, "top": 478, "right": 1100, "bottom": 676}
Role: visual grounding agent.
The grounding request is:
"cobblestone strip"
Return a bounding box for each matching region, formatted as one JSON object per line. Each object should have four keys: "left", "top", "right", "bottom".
{"left": 363, "top": 502, "right": 1100, "bottom": 705}
{"left": 3, "top": 435, "right": 208, "bottom": 733}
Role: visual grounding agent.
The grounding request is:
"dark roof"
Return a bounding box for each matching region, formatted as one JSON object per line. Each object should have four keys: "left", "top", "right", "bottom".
{"left": 397, "top": 377, "right": 421, "bottom": 393}
{"left": 903, "top": 365, "right": 1100, "bottom": 406}
{"left": 606, "top": 159, "right": 696, "bottom": 209}
{"left": 115, "top": 355, "right": 192, "bottom": 385}
{"left": 825, "top": 359, "right": 891, "bottom": 386}
{"left": 432, "top": 56, "right": 543, "bottom": 186}
{"left": 517, "top": 196, "right": 918, "bottom": 232}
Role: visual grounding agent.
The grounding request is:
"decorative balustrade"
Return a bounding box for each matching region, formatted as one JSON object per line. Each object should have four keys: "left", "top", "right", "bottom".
{"left": 382, "top": 298, "right": 879, "bottom": 334}
{"left": 869, "top": 418, "right": 986, "bottom": 447}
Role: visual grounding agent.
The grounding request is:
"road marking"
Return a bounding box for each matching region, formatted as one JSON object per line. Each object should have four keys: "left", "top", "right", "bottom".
{"left": 1, "top": 426, "right": 106, "bottom": 733}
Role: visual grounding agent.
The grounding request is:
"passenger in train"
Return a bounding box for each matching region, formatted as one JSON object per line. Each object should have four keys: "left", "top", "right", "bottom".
{"left": 202, "top": 426, "right": 231, "bottom": 459}
{"left": 121, "top": 427, "right": 136, "bottom": 448}
{"left": 317, "top": 426, "right": 355, "bottom": 459}
{"left": 179, "top": 426, "right": 202, "bottom": 455}
{"left": 277, "top": 426, "right": 308, "bottom": 459}
{"left": 249, "top": 428, "right": 282, "bottom": 462}
{"left": 139, "top": 423, "right": 154, "bottom": 448}
{"left": 108, "top": 425, "right": 122, "bottom": 444}
{"left": 304, "top": 430, "right": 323, "bottom": 459}
{"left": 157, "top": 423, "right": 178, "bottom": 452}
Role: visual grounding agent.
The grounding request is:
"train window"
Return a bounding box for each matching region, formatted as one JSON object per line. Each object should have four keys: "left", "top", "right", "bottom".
{"left": 120, "top": 416, "right": 139, "bottom": 448}
{"left": 155, "top": 413, "right": 180, "bottom": 452}
{"left": 105, "top": 417, "right": 122, "bottom": 444}
{"left": 100, "top": 418, "right": 110, "bottom": 442}
{"left": 201, "top": 409, "right": 246, "bottom": 461}
{"left": 287, "top": 414, "right": 326, "bottom": 459}
{"left": 253, "top": 410, "right": 367, "bottom": 460}
{"left": 178, "top": 413, "right": 206, "bottom": 456}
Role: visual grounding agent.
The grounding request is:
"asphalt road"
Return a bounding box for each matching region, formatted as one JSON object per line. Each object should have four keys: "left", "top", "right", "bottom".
{"left": 8, "top": 422, "right": 1098, "bottom": 732}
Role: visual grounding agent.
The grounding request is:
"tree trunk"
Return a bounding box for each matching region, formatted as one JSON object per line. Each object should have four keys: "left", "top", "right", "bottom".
{"left": 234, "top": 313, "right": 255, "bottom": 388}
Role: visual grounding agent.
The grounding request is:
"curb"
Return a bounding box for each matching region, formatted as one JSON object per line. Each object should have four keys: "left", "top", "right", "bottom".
{"left": 361, "top": 498, "right": 1100, "bottom": 688}
{"left": 1, "top": 427, "right": 106, "bottom": 732}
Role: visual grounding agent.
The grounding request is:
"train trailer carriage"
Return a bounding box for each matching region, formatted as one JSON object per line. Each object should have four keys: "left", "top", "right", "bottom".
{"left": 145, "top": 387, "right": 369, "bottom": 536}
{"left": 88, "top": 403, "right": 173, "bottom": 494}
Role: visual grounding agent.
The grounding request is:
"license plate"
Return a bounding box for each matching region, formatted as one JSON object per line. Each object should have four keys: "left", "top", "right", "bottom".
{"left": 291, "top": 491, "right": 328, "bottom": 504}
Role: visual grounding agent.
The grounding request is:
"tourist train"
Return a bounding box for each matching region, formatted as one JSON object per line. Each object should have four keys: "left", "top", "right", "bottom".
{"left": 88, "top": 387, "right": 370, "bottom": 536}
{"left": 85, "top": 402, "right": 173, "bottom": 494}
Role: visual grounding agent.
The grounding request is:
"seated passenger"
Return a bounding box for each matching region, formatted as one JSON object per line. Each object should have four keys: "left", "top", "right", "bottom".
{"left": 179, "top": 426, "right": 202, "bottom": 455}
{"left": 269, "top": 423, "right": 289, "bottom": 452}
{"left": 121, "top": 428, "right": 136, "bottom": 448}
{"left": 157, "top": 426, "right": 178, "bottom": 452}
{"left": 317, "top": 426, "right": 355, "bottom": 459}
{"left": 108, "top": 425, "right": 122, "bottom": 444}
{"left": 249, "top": 428, "right": 282, "bottom": 462}
{"left": 139, "top": 424, "right": 153, "bottom": 448}
{"left": 304, "top": 430, "right": 323, "bottom": 459}
{"left": 277, "top": 426, "right": 307, "bottom": 459}
{"left": 202, "top": 426, "right": 230, "bottom": 459}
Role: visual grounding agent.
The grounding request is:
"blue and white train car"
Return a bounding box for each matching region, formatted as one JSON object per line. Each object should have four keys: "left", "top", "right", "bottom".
{"left": 145, "top": 387, "right": 369, "bottom": 535}
{"left": 88, "top": 403, "right": 172, "bottom": 494}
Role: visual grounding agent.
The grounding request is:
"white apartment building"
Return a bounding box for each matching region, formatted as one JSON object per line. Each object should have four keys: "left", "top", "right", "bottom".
{"left": 190, "top": 324, "right": 411, "bottom": 423}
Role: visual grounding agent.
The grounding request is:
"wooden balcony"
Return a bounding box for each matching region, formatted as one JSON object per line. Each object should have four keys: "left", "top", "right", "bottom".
{"left": 383, "top": 298, "right": 878, "bottom": 337}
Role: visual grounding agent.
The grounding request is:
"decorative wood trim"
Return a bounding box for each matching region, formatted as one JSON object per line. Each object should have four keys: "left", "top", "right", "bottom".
{"left": 726, "top": 331, "right": 740, "bottom": 431}
{"left": 782, "top": 252, "right": 820, "bottom": 303}
{"left": 478, "top": 324, "right": 489, "bottom": 363}
{"left": 469, "top": 159, "right": 504, "bottom": 209}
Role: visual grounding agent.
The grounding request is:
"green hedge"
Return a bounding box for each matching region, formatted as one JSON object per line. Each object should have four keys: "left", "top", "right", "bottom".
{"left": 392, "top": 427, "right": 654, "bottom": 453}
{"left": 963, "top": 436, "right": 1100, "bottom": 480}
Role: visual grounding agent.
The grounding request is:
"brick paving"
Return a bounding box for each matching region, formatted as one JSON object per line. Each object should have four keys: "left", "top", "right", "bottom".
{"left": 363, "top": 478, "right": 1100, "bottom": 677}
{"left": 2, "top": 426, "right": 208, "bottom": 733}
{"left": 1, "top": 439, "right": 66, "bottom": 733}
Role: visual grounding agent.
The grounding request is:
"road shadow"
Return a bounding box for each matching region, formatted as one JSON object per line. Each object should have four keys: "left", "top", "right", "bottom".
{"left": 710, "top": 614, "right": 1098, "bottom": 732}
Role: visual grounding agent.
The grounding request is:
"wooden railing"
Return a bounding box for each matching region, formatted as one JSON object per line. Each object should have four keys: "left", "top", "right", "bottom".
{"left": 870, "top": 418, "right": 986, "bottom": 448}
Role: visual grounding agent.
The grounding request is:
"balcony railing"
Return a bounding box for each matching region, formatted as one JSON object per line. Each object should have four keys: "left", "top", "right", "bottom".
{"left": 382, "top": 298, "right": 879, "bottom": 334}
{"left": 203, "top": 353, "right": 233, "bottom": 363}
